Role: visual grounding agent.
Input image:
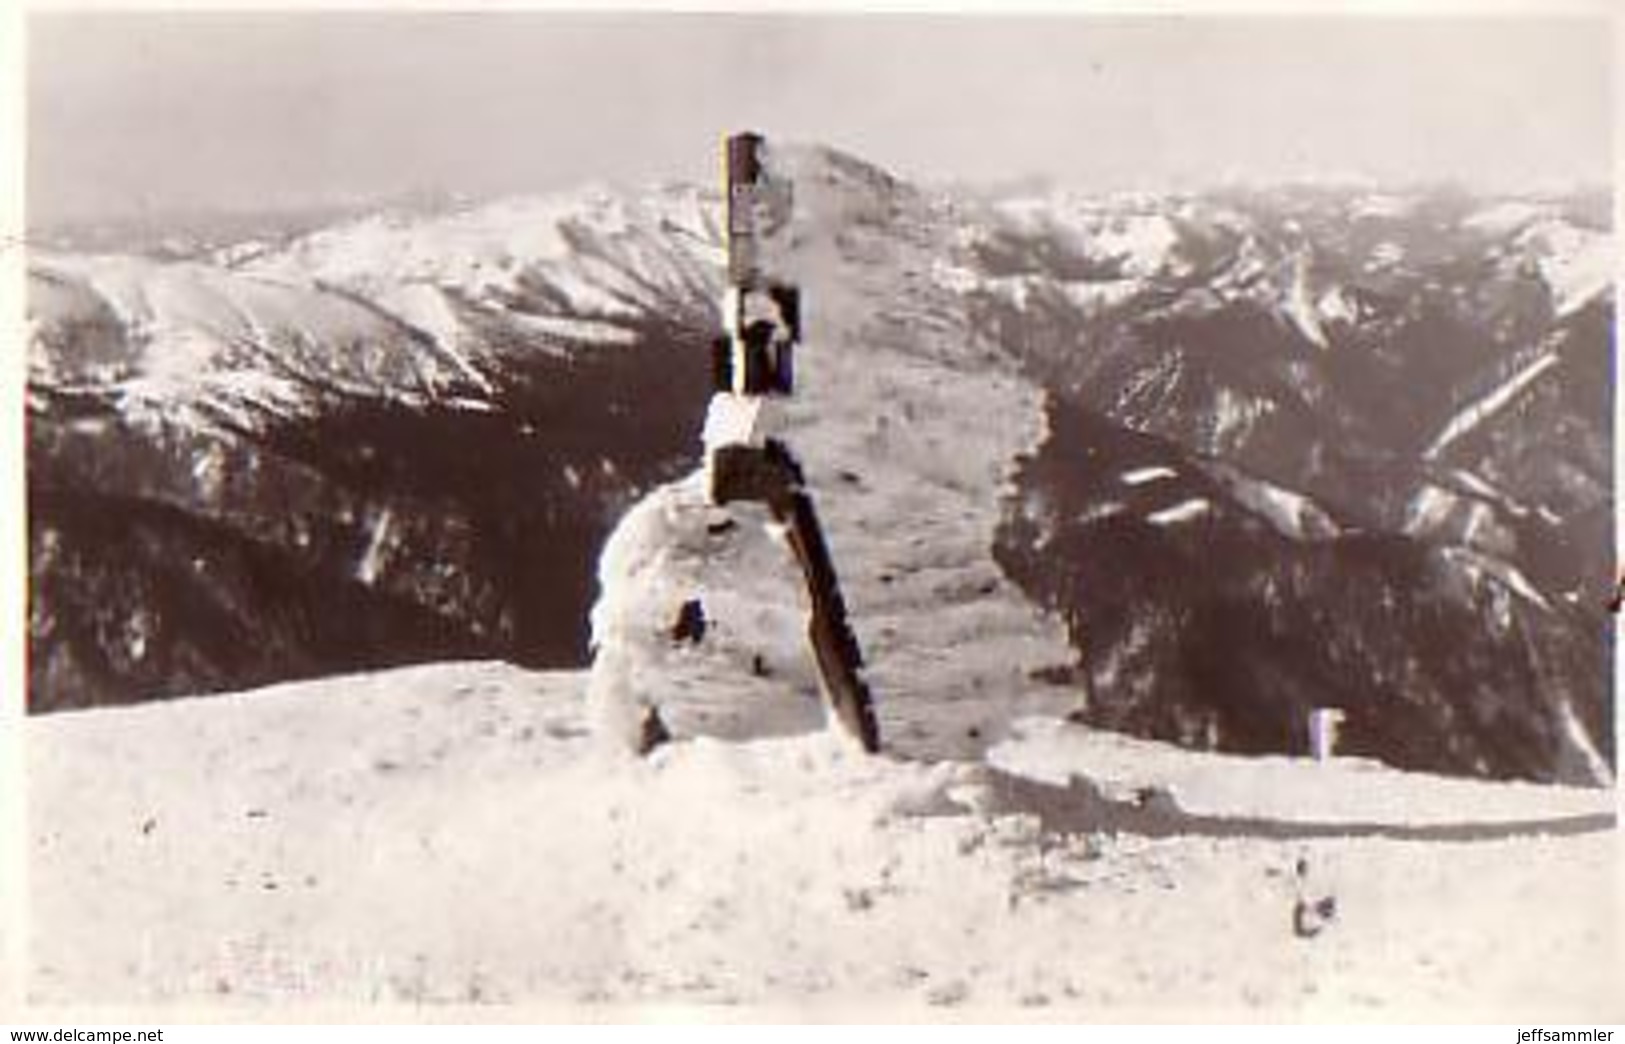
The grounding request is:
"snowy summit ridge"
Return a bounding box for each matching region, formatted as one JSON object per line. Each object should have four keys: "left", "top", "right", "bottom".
{"left": 585, "top": 141, "right": 1077, "bottom": 758}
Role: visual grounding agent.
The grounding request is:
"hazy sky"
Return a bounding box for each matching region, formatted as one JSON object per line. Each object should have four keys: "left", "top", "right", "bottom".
{"left": 26, "top": 12, "right": 1614, "bottom": 223}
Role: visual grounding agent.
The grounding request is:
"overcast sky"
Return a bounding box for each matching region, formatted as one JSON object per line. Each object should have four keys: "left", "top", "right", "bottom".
{"left": 26, "top": 12, "right": 1614, "bottom": 223}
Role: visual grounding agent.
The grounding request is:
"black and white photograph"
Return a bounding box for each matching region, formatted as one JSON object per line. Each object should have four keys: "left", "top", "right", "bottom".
{"left": 8, "top": 5, "right": 1621, "bottom": 1021}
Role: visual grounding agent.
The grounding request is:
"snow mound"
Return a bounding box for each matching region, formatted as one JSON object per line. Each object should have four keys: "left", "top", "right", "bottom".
{"left": 991, "top": 717, "right": 1613, "bottom": 827}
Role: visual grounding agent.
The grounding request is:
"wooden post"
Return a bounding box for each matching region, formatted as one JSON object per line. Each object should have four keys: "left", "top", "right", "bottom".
{"left": 706, "top": 132, "right": 881, "bottom": 753}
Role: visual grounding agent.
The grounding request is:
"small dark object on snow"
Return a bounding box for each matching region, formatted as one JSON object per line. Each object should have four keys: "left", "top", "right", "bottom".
{"left": 1293, "top": 895, "right": 1338, "bottom": 938}
{"left": 751, "top": 653, "right": 772, "bottom": 678}
{"left": 1292, "top": 856, "right": 1337, "bottom": 938}
{"left": 706, "top": 516, "right": 738, "bottom": 536}
{"left": 636, "top": 705, "right": 671, "bottom": 756}
{"left": 670, "top": 598, "right": 707, "bottom": 644}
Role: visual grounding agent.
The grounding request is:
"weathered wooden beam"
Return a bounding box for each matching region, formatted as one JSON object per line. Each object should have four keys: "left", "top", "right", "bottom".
{"left": 707, "top": 132, "right": 882, "bottom": 753}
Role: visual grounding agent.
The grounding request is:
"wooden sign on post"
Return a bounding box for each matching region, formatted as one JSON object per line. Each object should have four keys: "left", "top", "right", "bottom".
{"left": 705, "top": 132, "right": 881, "bottom": 754}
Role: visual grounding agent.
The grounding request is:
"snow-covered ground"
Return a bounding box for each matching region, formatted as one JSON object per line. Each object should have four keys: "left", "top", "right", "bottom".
{"left": 24, "top": 662, "right": 1622, "bottom": 1018}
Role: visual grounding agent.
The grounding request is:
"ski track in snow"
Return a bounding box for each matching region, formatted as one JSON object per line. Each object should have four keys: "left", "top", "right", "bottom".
{"left": 23, "top": 663, "right": 1621, "bottom": 1015}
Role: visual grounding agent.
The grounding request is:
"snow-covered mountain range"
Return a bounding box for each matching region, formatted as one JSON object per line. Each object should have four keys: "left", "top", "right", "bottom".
{"left": 27, "top": 183, "right": 726, "bottom": 710}
{"left": 25, "top": 146, "right": 1614, "bottom": 785}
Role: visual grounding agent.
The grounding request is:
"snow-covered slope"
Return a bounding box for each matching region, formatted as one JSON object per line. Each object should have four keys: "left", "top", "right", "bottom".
{"left": 30, "top": 182, "right": 726, "bottom": 436}
{"left": 242, "top": 182, "right": 724, "bottom": 349}
{"left": 25, "top": 662, "right": 1621, "bottom": 1015}
{"left": 28, "top": 253, "right": 461, "bottom": 430}
{"left": 954, "top": 187, "right": 1613, "bottom": 362}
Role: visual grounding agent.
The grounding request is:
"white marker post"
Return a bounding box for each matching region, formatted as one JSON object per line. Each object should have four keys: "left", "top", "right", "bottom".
{"left": 1307, "top": 707, "right": 1345, "bottom": 762}
{"left": 1294, "top": 706, "right": 1345, "bottom": 938}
